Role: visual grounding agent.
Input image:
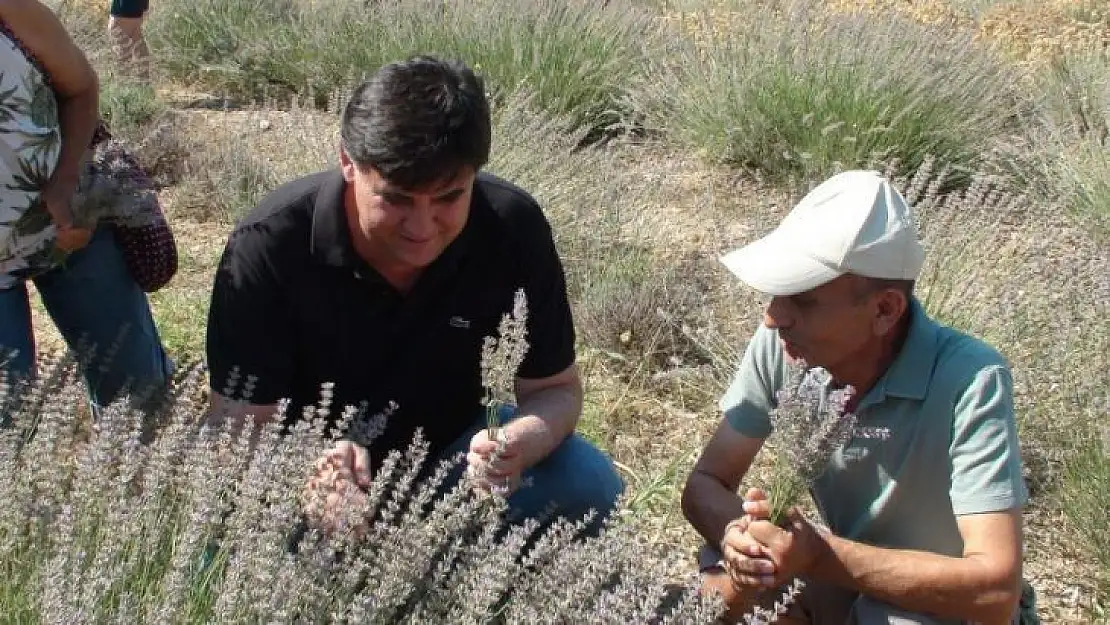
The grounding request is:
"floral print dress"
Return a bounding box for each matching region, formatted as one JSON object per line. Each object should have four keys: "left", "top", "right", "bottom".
{"left": 0, "top": 20, "right": 62, "bottom": 290}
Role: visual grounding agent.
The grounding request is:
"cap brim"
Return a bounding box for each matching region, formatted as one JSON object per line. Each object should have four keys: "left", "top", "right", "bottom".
{"left": 720, "top": 232, "right": 843, "bottom": 296}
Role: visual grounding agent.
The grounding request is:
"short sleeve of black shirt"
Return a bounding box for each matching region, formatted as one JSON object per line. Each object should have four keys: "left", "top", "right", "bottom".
{"left": 484, "top": 178, "right": 577, "bottom": 381}
{"left": 205, "top": 214, "right": 298, "bottom": 404}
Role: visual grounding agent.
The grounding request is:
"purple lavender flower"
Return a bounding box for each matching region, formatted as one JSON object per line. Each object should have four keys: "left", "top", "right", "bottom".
{"left": 764, "top": 359, "right": 888, "bottom": 525}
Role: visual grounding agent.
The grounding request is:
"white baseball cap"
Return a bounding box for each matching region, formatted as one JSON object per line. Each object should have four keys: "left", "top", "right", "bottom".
{"left": 721, "top": 170, "right": 925, "bottom": 296}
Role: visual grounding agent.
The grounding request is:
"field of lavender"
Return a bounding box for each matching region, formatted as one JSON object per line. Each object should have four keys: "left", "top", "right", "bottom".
{"left": 7, "top": 0, "right": 1108, "bottom": 621}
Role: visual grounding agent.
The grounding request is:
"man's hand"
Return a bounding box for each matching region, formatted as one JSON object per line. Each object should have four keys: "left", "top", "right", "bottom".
{"left": 301, "top": 441, "right": 372, "bottom": 536}
{"left": 466, "top": 427, "right": 526, "bottom": 497}
{"left": 317, "top": 440, "right": 372, "bottom": 489}
{"left": 721, "top": 487, "right": 779, "bottom": 588}
{"left": 741, "top": 507, "right": 829, "bottom": 587}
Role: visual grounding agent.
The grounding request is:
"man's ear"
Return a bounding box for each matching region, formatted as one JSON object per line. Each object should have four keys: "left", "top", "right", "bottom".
{"left": 339, "top": 147, "right": 356, "bottom": 183}
{"left": 872, "top": 289, "right": 908, "bottom": 337}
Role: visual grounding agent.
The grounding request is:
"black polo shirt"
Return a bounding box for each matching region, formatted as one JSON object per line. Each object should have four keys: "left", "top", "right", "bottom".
{"left": 205, "top": 168, "right": 576, "bottom": 463}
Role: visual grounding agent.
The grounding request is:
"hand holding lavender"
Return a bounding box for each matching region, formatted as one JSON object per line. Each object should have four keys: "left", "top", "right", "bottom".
{"left": 472, "top": 288, "right": 531, "bottom": 497}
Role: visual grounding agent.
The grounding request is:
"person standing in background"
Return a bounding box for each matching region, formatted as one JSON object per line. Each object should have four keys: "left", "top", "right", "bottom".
{"left": 108, "top": 0, "right": 149, "bottom": 77}
{"left": 0, "top": 0, "right": 171, "bottom": 415}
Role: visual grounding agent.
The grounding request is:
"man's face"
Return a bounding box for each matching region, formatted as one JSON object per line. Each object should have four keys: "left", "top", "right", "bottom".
{"left": 341, "top": 154, "right": 475, "bottom": 272}
{"left": 762, "top": 276, "right": 889, "bottom": 371}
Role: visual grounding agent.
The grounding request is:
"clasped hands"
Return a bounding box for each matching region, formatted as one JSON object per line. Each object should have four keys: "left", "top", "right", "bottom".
{"left": 719, "top": 487, "right": 829, "bottom": 591}
{"left": 302, "top": 428, "right": 527, "bottom": 535}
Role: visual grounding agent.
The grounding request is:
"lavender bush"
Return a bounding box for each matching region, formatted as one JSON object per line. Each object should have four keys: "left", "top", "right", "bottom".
{"left": 0, "top": 349, "right": 734, "bottom": 623}
{"left": 630, "top": 0, "right": 1023, "bottom": 187}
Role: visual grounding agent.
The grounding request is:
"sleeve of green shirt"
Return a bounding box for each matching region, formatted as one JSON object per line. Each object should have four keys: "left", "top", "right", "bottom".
{"left": 948, "top": 363, "right": 1030, "bottom": 516}
{"left": 718, "top": 324, "right": 787, "bottom": 439}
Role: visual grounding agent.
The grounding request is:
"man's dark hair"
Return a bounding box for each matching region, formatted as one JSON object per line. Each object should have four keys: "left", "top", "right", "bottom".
{"left": 340, "top": 55, "right": 491, "bottom": 189}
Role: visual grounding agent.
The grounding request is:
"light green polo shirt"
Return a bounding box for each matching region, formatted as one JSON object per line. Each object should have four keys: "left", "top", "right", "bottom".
{"left": 719, "top": 297, "right": 1029, "bottom": 557}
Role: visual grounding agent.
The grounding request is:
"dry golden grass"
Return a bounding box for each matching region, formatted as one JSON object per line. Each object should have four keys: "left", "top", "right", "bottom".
{"left": 664, "top": 0, "right": 1109, "bottom": 69}
{"left": 977, "top": 1, "right": 1110, "bottom": 66}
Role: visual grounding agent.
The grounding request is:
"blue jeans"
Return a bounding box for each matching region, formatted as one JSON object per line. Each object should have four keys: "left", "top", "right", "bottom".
{"left": 0, "top": 225, "right": 171, "bottom": 413}
{"left": 435, "top": 404, "right": 625, "bottom": 537}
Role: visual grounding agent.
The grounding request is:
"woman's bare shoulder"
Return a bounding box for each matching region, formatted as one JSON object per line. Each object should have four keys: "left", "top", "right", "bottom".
{"left": 0, "top": 0, "right": 96, "bottom": 95}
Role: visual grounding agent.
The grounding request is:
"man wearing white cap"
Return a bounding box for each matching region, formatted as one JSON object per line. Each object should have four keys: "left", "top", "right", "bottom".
{"left": 681, "top": 171, "right": 1029, "bottom": 624}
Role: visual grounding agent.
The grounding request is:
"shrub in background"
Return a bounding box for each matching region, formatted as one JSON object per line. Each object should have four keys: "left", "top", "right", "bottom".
{"left": 630, "top": 0, "right": 1024, "bottom": 187}
{"left": 1061, "top": 134, "right": 1110, "bottom": 241}
{"left": 143, "top": 0, "right": 303, "bottom": 99}
{"left": 574, "top": 248, "right": 713, "bottom": 374}
{"left": 1023, "top": 50, "right": 1110, "bottom": 240}
{"left": 177, "top": 131, "right": 280, "bottom": 222}
{"left": 144, "top": 0, "right": 656, "bottom": 134}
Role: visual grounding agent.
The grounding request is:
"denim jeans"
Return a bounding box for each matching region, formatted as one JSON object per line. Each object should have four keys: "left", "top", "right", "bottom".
{"left": 0, "top": 224, "right": 172, "bottom": 413}
{"left": 435, "top": 404, "right": 626, "bottom": 537}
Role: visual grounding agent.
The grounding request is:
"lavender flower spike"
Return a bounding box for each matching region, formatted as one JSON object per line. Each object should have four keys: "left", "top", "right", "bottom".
{"left": 479, "top": 288, "right": 531, "bottom": 440}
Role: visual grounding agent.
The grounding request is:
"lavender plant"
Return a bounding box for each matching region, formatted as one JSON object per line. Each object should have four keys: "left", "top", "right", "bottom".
{"left": 0, "top": 349, "right": 733, "bottom": 623}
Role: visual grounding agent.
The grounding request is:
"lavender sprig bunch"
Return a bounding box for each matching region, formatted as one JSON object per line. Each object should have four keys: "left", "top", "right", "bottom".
{"left": 763, "top": 359, "right": 889, "bottom": 526}
{"left": 70, "top": 138, "right": 164, "bottom": 230}
{"left": 479, "top": 288, "right": 530, "bottom": 442}
{"left": 729, "top": 361, "right": 888, "bottom": 624}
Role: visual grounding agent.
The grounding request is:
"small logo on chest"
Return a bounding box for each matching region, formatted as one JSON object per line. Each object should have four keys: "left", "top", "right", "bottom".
{"left": 449, "top": 316, "right": 471, "bottom": 329}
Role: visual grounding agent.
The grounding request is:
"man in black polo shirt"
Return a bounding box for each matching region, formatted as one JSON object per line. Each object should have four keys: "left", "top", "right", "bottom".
{"left": 203, "top": 55, "right": 623, "bottom": 534}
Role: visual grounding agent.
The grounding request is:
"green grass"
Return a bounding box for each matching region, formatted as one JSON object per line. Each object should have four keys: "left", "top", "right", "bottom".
{"left": 148, "top": 288, "right": 212, "bottom": 357}
{"left": 98, "top": 76, "right": 166, "bottom": 139}
{"left": 145, "top": 0, "right": 303, "bottom": 96}
{"left": 1062, "top": 424, "right": 1110, "bottom": 609}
